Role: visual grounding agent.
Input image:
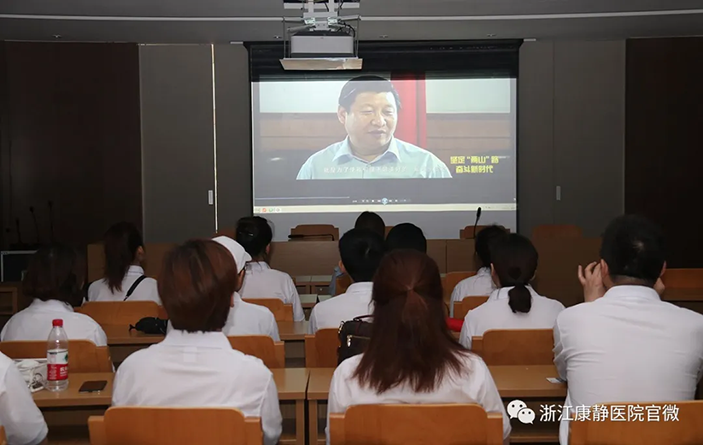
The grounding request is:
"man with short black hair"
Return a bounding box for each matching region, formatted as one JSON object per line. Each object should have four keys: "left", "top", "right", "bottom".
{"left": 553, "top": 215, "right": 703, "bottom": 445}
{"left": 296, "top": 76, "right": 451, "bottom": 179}
{"left": 309, "top": 228, "right": 385, "bottom": 333}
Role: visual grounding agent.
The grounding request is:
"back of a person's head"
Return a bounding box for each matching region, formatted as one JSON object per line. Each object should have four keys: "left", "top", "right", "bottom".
{"left": 23, "top": 244, "right": 84, "bottom": 307}
{"left": 600, "top": 215, "right": 665, "bottom": 287}
{"left": 339, "top": 229, "right": 385, "bottom": 282}
{"left": 475, "top": 225, "right": 509, "bottom": 269}
{"left": 236, "top": 216, "right": 273, "bottom": 259}
{"left": 103, "top": 221, "right": 144, "bottom": 292}
{"left": 491, "top": 234, "right": 538, "bottom": 314}
{"left": 354, "top": 212, "right": 385, "bottom": 238}
{"left": 354, "top": 250, "right": 464, "bottom": 393}
{"left": 385, "top": 223, "right": 427, "bottom": 253}
{"left": 159, "top": 240, "right": 238, "bottom": 332}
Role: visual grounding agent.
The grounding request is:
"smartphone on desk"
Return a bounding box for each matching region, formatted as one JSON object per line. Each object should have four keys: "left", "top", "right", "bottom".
{"left": 79, "top": 380, "right": 107, "bottom": 393}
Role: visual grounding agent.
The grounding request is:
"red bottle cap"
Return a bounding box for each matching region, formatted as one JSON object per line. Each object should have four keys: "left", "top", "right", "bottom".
{"left": 52, "top": 319, "right": 63, "bottom": 327}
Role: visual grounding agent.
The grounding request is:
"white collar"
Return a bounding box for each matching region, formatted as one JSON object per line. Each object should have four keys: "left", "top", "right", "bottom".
{"left": 489, "top": 285, "right": 539, "bottom": 301}
{"left": 127, "top": 265, "right": 145, "bottom": 276}
{"left": 30, "top": 299, "right": 74, "bottom": 313}
{"left": 345, "top": 282, "right": 373, "bottom": 297}
{"left": 599, "top": 285, "right": 661, "bottom": 302}
{"left": 246, "top": 261, "right": 270, "bottom": 272}
{"left": 476, "top": 267, "right": 492, "bottom": 277}
{"left": 161, "top": 329, "right": 231, "bottom": 349}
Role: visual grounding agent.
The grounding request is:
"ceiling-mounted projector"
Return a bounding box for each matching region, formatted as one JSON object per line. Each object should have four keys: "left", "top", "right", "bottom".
{"left": 281, "top": 0, "right": 362, "bottom": 70}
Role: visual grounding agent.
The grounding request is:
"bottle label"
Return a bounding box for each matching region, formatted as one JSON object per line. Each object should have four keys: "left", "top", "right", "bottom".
{"left": 47, "top": 349, "right": 68, "bottom": 381}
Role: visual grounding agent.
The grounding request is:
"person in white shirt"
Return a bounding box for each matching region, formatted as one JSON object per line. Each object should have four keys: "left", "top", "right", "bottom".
{"left": 236, "top": 216, "right": 304, "bottom": 322}
{"left": 450, "top": 225, "right": 508, "bottom": 317}
{"left": 309, "top": 228, "right": 384, "bottom": 334}
{"left": 328, "top": 211, "right": 386, "bottom": 296}
{"left": 112, "top": 239, "right": 282, "bottom": 445}
{"left": 1, "top": 245, "right": 107, "bottom": 346}
{"left": 213, "top": 236, "right": 280, "bottom": 341}
{"left": 87, "top": 222, "right": 160, "bottom": 304}
{"left": 553, "top": 215, "right": 703, "bottom": 445}
{"left": 328, "top": 249, "right": 510, "bottom": 444}
{"left": 0, "top": 352, "right": 48, "bottom": 445}
{"left": 459, "top": 234, "right": 565, "bottom": 349}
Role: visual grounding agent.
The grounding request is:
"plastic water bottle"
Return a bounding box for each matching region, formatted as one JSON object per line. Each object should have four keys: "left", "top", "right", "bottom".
{"left": 46, "top": 319, "right": 69, "bottom": 392}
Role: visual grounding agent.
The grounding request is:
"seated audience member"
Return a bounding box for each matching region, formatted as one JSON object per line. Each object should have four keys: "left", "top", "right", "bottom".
{"left": 88, "top": 222, "right": 161, "bottom": 304}
{"left": 458, "top": 234, "right": 564, "bottom": 349}
{"left": 112, "top": 240, "right": 282, "bottom": 445}
{"left": 0, "top": 352, "right": 48, "bottom": 445}
{"left": 327, "top": 250, "right": 510, "bottom": 443}
{"left": 236, "top": 216, "right": 304, "bottom": 322}
{"left": 450, "top": 225, "right": 508, "bottom": 317}
{"left": 1, "top": 245, "right": 107, "bottom": 346}
{"left": 309, "top": 229, "right": 384, "bottom": 334}
{"left": 554, "top": 215, "right": 703, "bottom": 445}
{"left": 329, "top": 211, "right": 385, "bottom": 296}
{"left": 214, "top": 236, "right": 280, "bottom": 341}
{"left": 385, "top": 223, "right": 427, "bottom": 253}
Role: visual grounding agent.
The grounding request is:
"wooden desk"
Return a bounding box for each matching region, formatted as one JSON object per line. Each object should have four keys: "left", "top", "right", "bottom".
{"left": 300, "top": 294, "right": 318, "bottom": 309}
{"left": 273, "top": 368, "right": 309, "bottom": 445}
{"left": 663, "top": 288, "right": 703, "bottom": 302}
{"left": 306, "top": 365, "right": 566, "bottom": 445}
{"left": 278, "top": 321, "right": 308, "bottom": 367}
{"left": 103, "top": 325, "right": 164, "bottom": 364}
{"left": 33, "top": 370, "right": 308, "bottom": 445}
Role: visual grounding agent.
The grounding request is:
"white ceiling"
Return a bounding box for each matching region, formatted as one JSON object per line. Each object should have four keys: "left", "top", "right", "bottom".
{"left": 1, "top": 0, "right": 702, "bottom": 42}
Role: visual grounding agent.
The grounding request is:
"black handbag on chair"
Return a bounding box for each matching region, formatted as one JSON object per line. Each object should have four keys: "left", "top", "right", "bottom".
{"left": 337, "top": 315, "right": 373, "bottom": 365}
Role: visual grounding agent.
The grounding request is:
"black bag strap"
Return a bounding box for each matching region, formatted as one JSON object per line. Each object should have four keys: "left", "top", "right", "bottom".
{"left": 124, "top": 275, "right": 148, "bottom": 301}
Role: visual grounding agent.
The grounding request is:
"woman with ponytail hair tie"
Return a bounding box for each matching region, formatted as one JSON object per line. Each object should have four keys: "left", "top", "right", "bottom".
{"left": 458, "top": 234, "right": 565, "bottom": 349}
{"left": 327, "top": 249, "right": 511, "bottom": 444}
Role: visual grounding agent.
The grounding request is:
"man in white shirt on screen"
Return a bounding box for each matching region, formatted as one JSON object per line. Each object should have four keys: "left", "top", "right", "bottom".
{"left": 296, "top": 75, "right": 452, "bottom": 180}
{"left": 213, "top": 236, "right": 280, "bottom": 341}
{"left": 450, "top": 225, "right": 508, "bottom": 317}
{"left": 553, "top": 215, "right": 703, "bottom": 445}
{"left": 308, "top": 228, "right": 384, "bottom": 334}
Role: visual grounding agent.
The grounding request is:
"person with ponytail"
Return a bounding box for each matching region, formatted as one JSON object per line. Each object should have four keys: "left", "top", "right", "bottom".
{"left": 327, "top": 249, "right": 510, "bottom": 443}
{"left": 458, "top": 234, "right": 564, "bottom": 349}
{"left": 235, "top": 216, "right": 304, "bottom": 322}
{"left": 87, "top": 222, "right": 160, "bottom": 304}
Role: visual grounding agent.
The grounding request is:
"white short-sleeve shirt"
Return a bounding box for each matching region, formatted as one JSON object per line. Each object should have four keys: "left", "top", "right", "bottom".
{"left": 239, "top": 262, "right": 304, "bottom": 322}
{"left": 308, "top": 282, "right": 373, "bottom": 334}
{"left": 112, "top": 330, "right": 282, "bottom": 445}
{"left": 223, "top": 292, "right": 280, "bottom": 341}
{"left": 553, "top": 285, "right": 703, "bottom": 445}
{"left": 0, "top": 352, "right": 48, "bottom": 445}
{"left": 327, "top": 352, "right": 511, "bottom": 443}
{"left": 87, "top": 265, "right": 161, "bottom": 305}
{"left": 449, "top": 268, "right": 496, "bottom": 317}
{"left": 458, "top": 286, "right": 564, "bottom": 349}
{"left": 1, "top": 299, "right": 107, "bottom": 346}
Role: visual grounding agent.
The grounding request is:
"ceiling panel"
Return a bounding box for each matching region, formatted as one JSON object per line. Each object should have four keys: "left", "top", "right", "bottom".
{"left": 1, "top": 14, "right": 702, "bottom": 43}
{"left": 1, "top": 0, "right": 703, "bottom": 18}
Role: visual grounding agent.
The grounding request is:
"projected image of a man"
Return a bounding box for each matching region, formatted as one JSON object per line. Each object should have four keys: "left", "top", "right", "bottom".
{"left": 296, "top": 76, "right": 452, "bottom": 180}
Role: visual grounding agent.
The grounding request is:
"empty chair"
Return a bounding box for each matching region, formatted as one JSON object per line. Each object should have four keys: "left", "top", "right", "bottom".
{"left": 470, "top": 329, "right": 555, "bottom": 365}
{"left": 531, "top": 224, "right": 583, "bottom": 239}
{"left": 228, "top": 336, "right": 285, "bottom": 369}
{"left": 242, "top": 299, "right": 293, "bottom": 322}
{"left": 329, "top": 404, "right": 504, "bottom": 445}
{"left": 77, "top": 301, "right": 163, "bottom": 326}
{"left": 453, "top": 296, "right": 489, "bottom": 321}
{"left": 290, "top": 224, "right": 339, "bottom": 241}
{"left": 88, "top": 407, "right": 262, "bottom": 445}
{"left": 0, "top": 340, "right": 113, "bottom": 373}
{"left": 0, "top": 427, "right": 4, "bottom": 445}
{"left": 570, "top": 401, "right": 703, "bottom": 445}
{"left": 304, "top": 329, "right": 340, "bottom": 368}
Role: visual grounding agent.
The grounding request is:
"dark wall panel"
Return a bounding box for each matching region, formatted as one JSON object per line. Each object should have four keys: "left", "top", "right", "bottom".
{"left": 0, "top": 42, "right": 142, "bottom": 249}
{"left": 626, "top": 37, "right": 703, "bottom": 267}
